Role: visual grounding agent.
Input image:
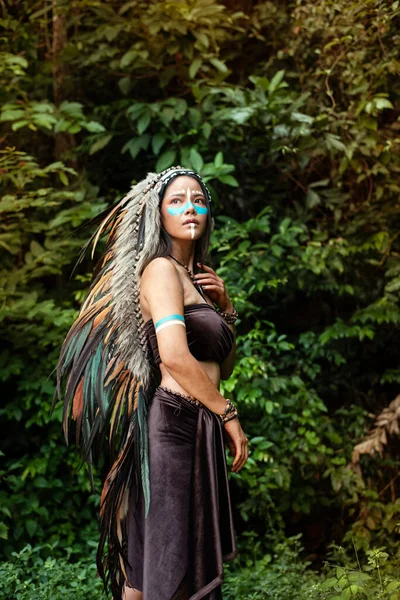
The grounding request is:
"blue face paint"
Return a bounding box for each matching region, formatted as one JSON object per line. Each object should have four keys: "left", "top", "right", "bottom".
{"left": 167, "top": 200, "right": 208, "bottom": 216}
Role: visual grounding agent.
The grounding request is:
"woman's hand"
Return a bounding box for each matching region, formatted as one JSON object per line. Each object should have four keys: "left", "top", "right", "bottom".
{"left": 222, "top": 418, "right": 248, "bottom": 473}
{"left": 194, "top": 263, "right": 233, "bottom": 312}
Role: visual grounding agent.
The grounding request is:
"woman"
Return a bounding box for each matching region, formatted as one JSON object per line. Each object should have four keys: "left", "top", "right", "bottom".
{"left": 56, "top": 166, "right": 248, "bottom": 600}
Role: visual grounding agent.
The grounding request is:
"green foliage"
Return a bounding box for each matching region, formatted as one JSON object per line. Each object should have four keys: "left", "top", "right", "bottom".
{"left": 309, "top": 545, "right": 400, "bottom": 600}
{"left": 223, "top": 535, "right": 319, "bottom": 599}
{"left": 0, "top": 544, "right": 102, "bottom": 600}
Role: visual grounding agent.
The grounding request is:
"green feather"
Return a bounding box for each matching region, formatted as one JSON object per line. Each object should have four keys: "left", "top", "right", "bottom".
{"left": 137, "top": 386, "right": 150, "bottom": 517}
{"left": 62, "top": 320, "right": 93, "bottom": 374}
{"left": 96, "top": 345, "right": 109, "bottom": 419}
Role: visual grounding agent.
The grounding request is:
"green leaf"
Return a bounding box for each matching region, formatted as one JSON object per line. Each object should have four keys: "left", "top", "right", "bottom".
{"left": 122, "top": 135, "right": 150, "bottom": 159}
{"left": 291, "top": 111, "right": 313, "bottom": 124}
{"left": 195, "top": 32, "right": 209, "bottom": 48}
{"left": 11, "top": 120, "right": 29, "bottom": 131}
{"left": 306, "top": 189, "right": 320, "bottom": 209}
{"left": 0, "top": 523, "right": 8, "bottom": 540}
{"left": 30, "top": 241, "right": 44, "bottom": 256}
{"left": 266, "top": 400, "right": 274, "bottom": 414}
{"left": 89, "top": 134, "right": 113, "bottom": 155}
{"left": 156, "top": 149, "right": 176, "bottom": 172}
{"left": 25, "top": 519, "right": 37, "bottom": 537}
{"left": 85, "top": 121, "right": 106, "bottom": 133}
{"left": 152, "top": 132, "right": 167, "bottom": 155}
{"left": 190, "top": 148, "right": 204, "bottom": 172}
{"left": 202, "top": 122, "right": 212, "bottom": 139}
{"left": 120, "top": 49, "right": 137, "bottom": 68}
{"left": 59, "top": 101, "right": 84, "bottom": 116}
{"left": 218, "top": 175, "right": 238, "bottom": 187}
{"left": 59, "top": 171, "right": 69, "bottom": 186}
{"left": 268, "top": 70, "right": 285, "bottom": 94}
{"left": 127, "top": 103, "right": 146, "bottom": 121}
{"left": 33, "top": 114, "right": 58, "bottom": 129}
{"left": 137, "top": 112, "right": 151, "bottom": 135}
{"left": 1, "top": 110, "right": 25, "bottom": 121}
{"left": 209, "top": 58, "right": 228, "bottom": 74}
{"left": 118, "top": 77, "right": 132, "bottom": 96}
{"left": 189, "top": 58, "right": 202, "bottom": 79}
{"left": 375, "top": 98, "right": 393, "bottom": 110}
{"left": 214, "top": 151, "right": 223, "bottom": 168}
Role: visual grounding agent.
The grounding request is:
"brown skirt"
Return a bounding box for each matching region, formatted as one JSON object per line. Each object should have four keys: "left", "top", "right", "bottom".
{"left": 124, "top": 385, "right": 237, "bottom": 599}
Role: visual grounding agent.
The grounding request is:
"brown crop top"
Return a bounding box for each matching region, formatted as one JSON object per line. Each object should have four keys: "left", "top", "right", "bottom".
{"left": 143, "top": 303, "right": 235, "bottom": 367}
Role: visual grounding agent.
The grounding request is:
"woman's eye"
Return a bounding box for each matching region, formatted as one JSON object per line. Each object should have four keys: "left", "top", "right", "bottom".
{"left": 171, "top": 198, "right": 181, "bottom": 204}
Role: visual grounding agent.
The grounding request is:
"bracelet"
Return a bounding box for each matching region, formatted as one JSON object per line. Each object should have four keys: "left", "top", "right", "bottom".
{"left": 222, "top": 412, "right": 238, "bottom": 424}
{"left": 217, "top": 305, "right": 239, "bottom": 324}
{"left": 216, "top": 398, "right": 239, "bottom": 424}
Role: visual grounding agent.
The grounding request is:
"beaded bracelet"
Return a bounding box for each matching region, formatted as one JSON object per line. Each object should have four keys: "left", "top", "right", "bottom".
{"left": 217, "top": 398, "right": 238, "bottom": 424}
{"left": 217, "top": 306, "right": 239, "bottom": 324}
{"left": 222, "top": 411, "right": 238, "bottom": 424}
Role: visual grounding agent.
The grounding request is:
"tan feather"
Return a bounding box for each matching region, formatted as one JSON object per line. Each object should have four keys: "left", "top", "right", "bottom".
{"left": 105, "top": 360, "right": 125, "bottom": 387}
{"left": 93, "top": 305, "right": 112, "bottom": 329}
{"left": 104, "top": 322, "right": 118, "bottom": 345}
{"left": 90, "top": 202, "right": 125, "bottom": 259}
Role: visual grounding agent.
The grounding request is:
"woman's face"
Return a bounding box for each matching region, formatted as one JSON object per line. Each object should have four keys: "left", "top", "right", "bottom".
{"left": 160, "top": 175, "right": 209, "bottom": 241}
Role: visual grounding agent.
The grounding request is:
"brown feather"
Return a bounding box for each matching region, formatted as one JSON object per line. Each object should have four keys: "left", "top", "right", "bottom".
{"left": 72, "top": 377, "right": 85, "bottom": 420}
{"left": 106, "top": 212, "right": 125, "bottom": 244}
{"left": 109, "top": 375, "right": 129, "bottom": 443}
{"left": 127, "top": 377, "right": 136, "bottom": 418}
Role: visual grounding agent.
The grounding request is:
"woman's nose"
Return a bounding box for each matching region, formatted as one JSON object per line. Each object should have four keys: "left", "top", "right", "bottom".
{"left": 184, "top": 200, "right": 196, "bottom": 213}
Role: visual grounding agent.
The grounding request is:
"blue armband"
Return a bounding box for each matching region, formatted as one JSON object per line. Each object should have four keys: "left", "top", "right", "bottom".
{"left": 155, "top": 314, "right": 186, "bottom": 333}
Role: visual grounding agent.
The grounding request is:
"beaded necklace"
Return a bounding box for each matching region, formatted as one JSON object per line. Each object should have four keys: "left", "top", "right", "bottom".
{"left": 168, "top": 254, "right": 207, "bottom": 300}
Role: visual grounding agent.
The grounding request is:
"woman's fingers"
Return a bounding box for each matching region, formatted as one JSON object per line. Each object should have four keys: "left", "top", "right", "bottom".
{"left": 202, "top": 284, "right": 224, "bottom": 292}
{"left": 232, "top": 436, "right": 249, "bottom": 473}
{"left": 194, "top": 275, "right": 221, "bottom": 285}
{"left": 197, "top": 263, "right": 217, "bottom": 275}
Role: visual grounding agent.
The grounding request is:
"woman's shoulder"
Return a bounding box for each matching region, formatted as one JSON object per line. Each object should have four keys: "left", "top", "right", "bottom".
{"left": 141, "top": 257, "right": 179, "bottom": 287}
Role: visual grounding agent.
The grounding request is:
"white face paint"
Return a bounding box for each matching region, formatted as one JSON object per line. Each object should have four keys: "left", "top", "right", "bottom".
{"left": 190, "top": 222, "right": 195, "bottom": 239}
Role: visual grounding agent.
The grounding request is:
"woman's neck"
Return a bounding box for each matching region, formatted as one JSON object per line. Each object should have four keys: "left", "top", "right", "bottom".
{"left": 169, "top": 240, "right": 195, "bottom": 272}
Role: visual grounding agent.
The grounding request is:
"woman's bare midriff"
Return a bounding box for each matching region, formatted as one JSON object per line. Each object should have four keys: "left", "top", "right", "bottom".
{"left": 159, "top": 360, "right": 220, "bottom": 396}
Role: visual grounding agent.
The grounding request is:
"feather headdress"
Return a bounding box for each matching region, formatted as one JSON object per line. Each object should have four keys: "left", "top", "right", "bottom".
{"left": 54, "top": 165, "right": 212, "bottom": 598}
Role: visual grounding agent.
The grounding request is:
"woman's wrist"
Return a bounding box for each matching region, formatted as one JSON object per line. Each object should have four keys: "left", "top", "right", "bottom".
{"left": 213, "top": 397, "right": 239, "bottom": 424}
{"left": 217, "top": 304, "right": 239, "bottom": 325}
{"left": 218, "top": 298, "right": 234, "bottom": 312}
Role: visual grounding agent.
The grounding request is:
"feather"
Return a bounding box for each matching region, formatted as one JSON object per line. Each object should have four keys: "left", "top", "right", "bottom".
{"left": 72, "top": 377, "right": 84, "bottom": 420}
{"left": 137, "top": 386, "right": 150, "bottom": 517}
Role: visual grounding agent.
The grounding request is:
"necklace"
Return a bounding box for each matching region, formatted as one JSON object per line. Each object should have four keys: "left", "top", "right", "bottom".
{"left": 168, "top": 254, "right": 207, "bottom": 300}
{"left": 168, "top": 254, "right": 195, "bottom": 281}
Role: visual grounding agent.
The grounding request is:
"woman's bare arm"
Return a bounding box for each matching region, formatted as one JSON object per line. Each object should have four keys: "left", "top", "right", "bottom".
{"left": 141, "top": 257, "right": 227, "bottom": 415}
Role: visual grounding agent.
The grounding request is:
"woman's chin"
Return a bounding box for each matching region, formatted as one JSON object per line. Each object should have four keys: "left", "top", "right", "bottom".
{"left": 169, "top": 231, "right": 204, "bottom": 242}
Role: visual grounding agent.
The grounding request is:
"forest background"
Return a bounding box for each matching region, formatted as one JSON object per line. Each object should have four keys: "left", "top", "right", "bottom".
{"left": 1, "top": 0, "right": 400, "bottom": 598}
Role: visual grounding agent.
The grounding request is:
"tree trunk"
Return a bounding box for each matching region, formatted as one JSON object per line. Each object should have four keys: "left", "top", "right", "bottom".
{"left": 52, "top": 0, "right": 76, "bottom": 163}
